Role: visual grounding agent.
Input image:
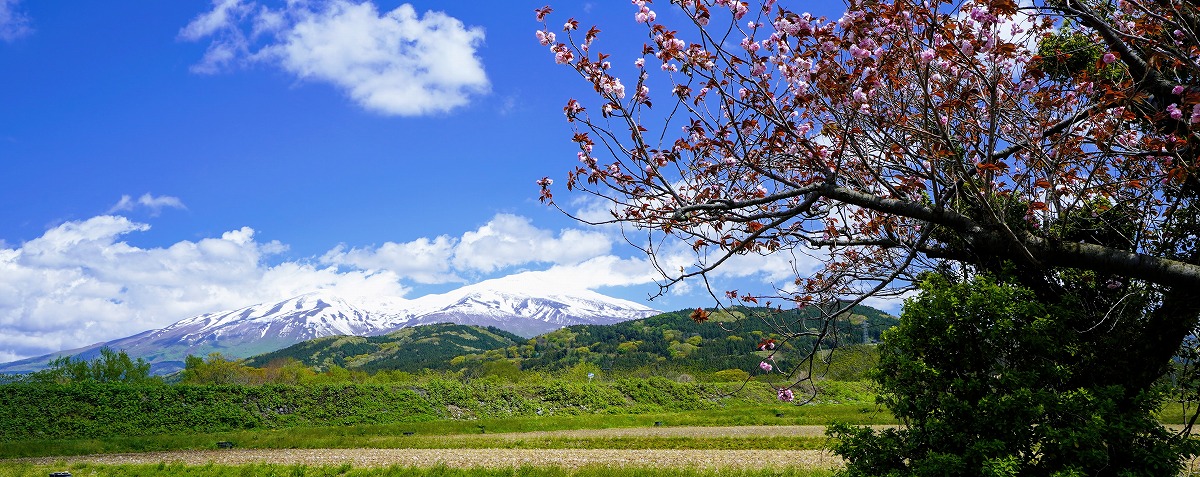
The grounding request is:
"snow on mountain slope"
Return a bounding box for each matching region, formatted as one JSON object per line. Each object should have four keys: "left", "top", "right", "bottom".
{"left": 387, "top": 276, "right": 655, "bottom": 336}
{"left": 0, "top": 291, "right": 393, "bottom": 375}
{"left": 0, "top": 278, "right": 659, "bottom": 375}
{"left": 164, "top": 291, "right": 387, "bottom": 344}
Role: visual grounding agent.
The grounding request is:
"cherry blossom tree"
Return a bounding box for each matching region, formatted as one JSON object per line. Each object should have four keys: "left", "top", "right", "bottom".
{"left": 535, "top": 0, "right": 1199, "bottom": 401}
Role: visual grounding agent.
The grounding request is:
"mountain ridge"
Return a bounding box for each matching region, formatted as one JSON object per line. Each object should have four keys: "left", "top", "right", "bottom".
{"left": 0, "top": 277, "right": 658, "bottom": 375}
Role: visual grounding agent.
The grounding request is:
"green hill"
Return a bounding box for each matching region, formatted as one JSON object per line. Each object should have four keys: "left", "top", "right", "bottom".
{"left": 450, "top": 305, "right": 896, "bottom": 377}
{"left": 241, "top": 323, "right": 523, "bottom": 373}
{"left": 240, "top": 306, "right": 896, "bottom": 378}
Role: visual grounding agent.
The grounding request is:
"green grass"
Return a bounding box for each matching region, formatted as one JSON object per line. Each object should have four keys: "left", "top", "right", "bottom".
{"left": 1158, "top": 402, "right": 1200, "bottom": 425}
{"left": 0, "top": 435, "right": 827, "bottom": 458}
{"left": 0, "top": 404, "right": 894, "bottom": 459}
{"left": 0, "top": 463, "right": 837, "bottom": 477}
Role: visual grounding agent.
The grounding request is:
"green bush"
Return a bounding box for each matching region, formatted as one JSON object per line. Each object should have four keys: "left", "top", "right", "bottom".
{"left": 830, "top": 274, "right": 1197, "bottom": 476}
{"left": 0, "top": 377, "right": 782, "bottom": 441}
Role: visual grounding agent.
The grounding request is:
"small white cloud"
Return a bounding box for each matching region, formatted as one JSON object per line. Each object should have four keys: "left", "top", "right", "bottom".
{"left": 511, "top": 255, "right": 661, "bottom": 291}
{"left": 321, "top": 213, "right": 615, "bottom": 281}
{"left": 179, "top": 0, "right": 251, "bottom": 40}
{"left": 0, "top": 0, "right": 32, "bottom": 41}
{"left": 107, "top": 193, "right": 186, "bottom": 216}
{"left": 181, "top": 0, "right": 490, "bottom": 116}
{"left": 452, "top": 214, "right": 612, "bottom": 273}
{"left": 859, "top": 293, "right": 907, "bottom": 315}
{"left": 321, "top": 235, "right": 460, "bottom": 284}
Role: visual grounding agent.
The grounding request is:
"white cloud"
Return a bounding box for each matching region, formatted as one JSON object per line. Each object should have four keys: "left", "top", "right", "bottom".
{"left": 0, "top": 216, "right": 408, "bottom": 361}
{"left": 321, "top": 235, "right": 459, "bottom": 284}
{"left": 859, "top": 292, "right": 908, "bottom": 315}
{"left": 107, "top": 193, "right": 187, "bottom": 216}
{"left": 180, "top": 0, "right": 490, "bottom": 116}
{"left": 0, "top": 0, "right": 31, "bottom": 41}
{"left": 568, "top": 194, "right": 815, "bottom": 285}
{"left": 0, "top": 210, "right": 829, "bottom": 362}
{"left": 179, "top": 0, "right": 252, "bottom": 40}
{"left": 0, "top": 212, "right": 632, "bottom": 361}
{"left": 322, "top": 214, "right": 615, "bottom": 281}
{"left": 452, "top": 214, "right": 612, "bottom": 273}
{"left": 507, "top": 255, "right": 661, "bottom": 291}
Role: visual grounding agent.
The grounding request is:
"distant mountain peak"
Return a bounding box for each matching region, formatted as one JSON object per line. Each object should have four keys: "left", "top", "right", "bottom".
{"left": 0, "top": 281, "right": 658, "bottom": 375}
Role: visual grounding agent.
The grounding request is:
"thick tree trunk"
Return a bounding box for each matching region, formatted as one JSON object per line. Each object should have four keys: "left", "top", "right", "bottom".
{"left": 1117, "top": 287, "right": 1200, "bottom": 392}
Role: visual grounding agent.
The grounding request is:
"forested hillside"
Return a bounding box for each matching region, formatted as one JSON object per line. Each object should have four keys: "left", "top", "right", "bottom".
{"left": 239, "top": 306, "right": 896, "bottom": 379}
{"left": 242, "top": 323, "right": 524, "bottom": 373}
{"left": 452, "top": 306, "right": 895, "bottom": 377}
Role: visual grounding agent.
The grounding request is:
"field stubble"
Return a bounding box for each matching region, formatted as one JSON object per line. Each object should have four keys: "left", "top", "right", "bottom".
{"left": 12, "top": 426, "right": 852, "bottom": 470}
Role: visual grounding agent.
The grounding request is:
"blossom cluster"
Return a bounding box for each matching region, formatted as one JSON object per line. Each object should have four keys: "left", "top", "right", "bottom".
{"left": 536, "top": 0, "right": 1199, "bottom": 404}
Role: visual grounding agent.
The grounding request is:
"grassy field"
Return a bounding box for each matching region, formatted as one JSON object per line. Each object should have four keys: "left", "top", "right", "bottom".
{"left": 4, "top": 401, "right": 1199, "bottom": 476}
{"left": 0, "top": 462, "right": 838, "bottom": 477}
{"left": 0, "top": 404, "right": 862, "bottom": 476}
{"left": 0, "top": 390, "right": 885, "bottom": 475}
{"left": 0, "top": 404, "right": 892, "bottom": 459}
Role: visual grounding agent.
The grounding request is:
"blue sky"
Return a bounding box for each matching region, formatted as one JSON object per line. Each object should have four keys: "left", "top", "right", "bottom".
{"left": 0, "top": 0, "right": 856, "bottom": 363}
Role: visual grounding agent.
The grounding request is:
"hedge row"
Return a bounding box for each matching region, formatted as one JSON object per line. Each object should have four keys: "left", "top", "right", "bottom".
{"left": 0, "top": 377, "right": 766, "bottom": 440}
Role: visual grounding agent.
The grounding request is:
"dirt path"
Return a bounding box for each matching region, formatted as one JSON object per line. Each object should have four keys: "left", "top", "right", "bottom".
{"left": 16, "top": 448, "right": 843, "bottom": 469}
{"left": 11, "top": 426, "right": 851, "bottom": 469}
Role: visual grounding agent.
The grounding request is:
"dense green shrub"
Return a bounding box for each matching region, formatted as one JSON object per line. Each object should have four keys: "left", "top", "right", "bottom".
{"left": 0, "top": 377, "right": 781, "bottom": 441}
{"left": 829, "top": 274, "right": 1197, "bottom": 476}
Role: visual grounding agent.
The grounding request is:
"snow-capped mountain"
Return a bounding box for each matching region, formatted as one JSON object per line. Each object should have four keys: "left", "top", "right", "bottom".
{"left": 166, "top": 292, "right": 387, "bottom": 346}
{"left": 386, "top": 276, "right": 659, "bottom": 336}
{"left": 0, "top": 277, "right": 658, "bottom": 375}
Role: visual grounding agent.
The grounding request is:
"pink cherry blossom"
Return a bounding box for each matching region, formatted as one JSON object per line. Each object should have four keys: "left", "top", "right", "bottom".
{"left": 759, "top": 361, "right": 773, "bottom": 372}
{"left": 1168, "top": 103, "right": 1182, "bottom": 120}
{"left": 1102, "top": 52, "right": 1117, "bottom": 64}
{"left": 601, "top": 76, "right": 626, "bottom": 98}
{"left": 732, "top": 1, "right": 749, "bottom": 20}
{"left": 852, "top": 87, "right": 867, "bottom": 103}
{"left": 635, "top": 6, "right": 656, "bottom": 23}
{"left": 553, "top": 45, "right": 573, "bottom": 64}
{"left": 777, "top": 388, "right": 794, "bottom": 402}
{"left": 636, "top": 85, "right": 650, "bottom": 102}
{"left": 919, "top": 49, "right": 935, "bottom": 64}
{"left": 1173, "top": 85, "right": 1185, "bottom": 95}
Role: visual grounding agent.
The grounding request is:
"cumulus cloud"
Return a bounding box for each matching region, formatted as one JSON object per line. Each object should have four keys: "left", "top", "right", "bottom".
{"left": 322, "top": 213, "right": 615, "bottom": 281}
{"left": 320, "top": 235, "right": 459, "bottom": 284}
{"left": 107, "top": 193, "right": 187, "bottom": 216}
{"left": 452, "top": 214, "right": 612, "bottom": 273}
{"left": 0, "top": 209, "right": 828, "bottom": 362}
{"left": 567, "top": 195, "right": 814, "bottom": 285}
{"left": 180, "top": 0, "right": 489, "bottom": 116}
{"left": 501, "top": 255, "right": 661, "bottom": 292}
{"left": 0, "top": 0, "right": 31, "bottom": 41}
{"left": 0, "top": 216, "right": 409, "bottom": 361}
